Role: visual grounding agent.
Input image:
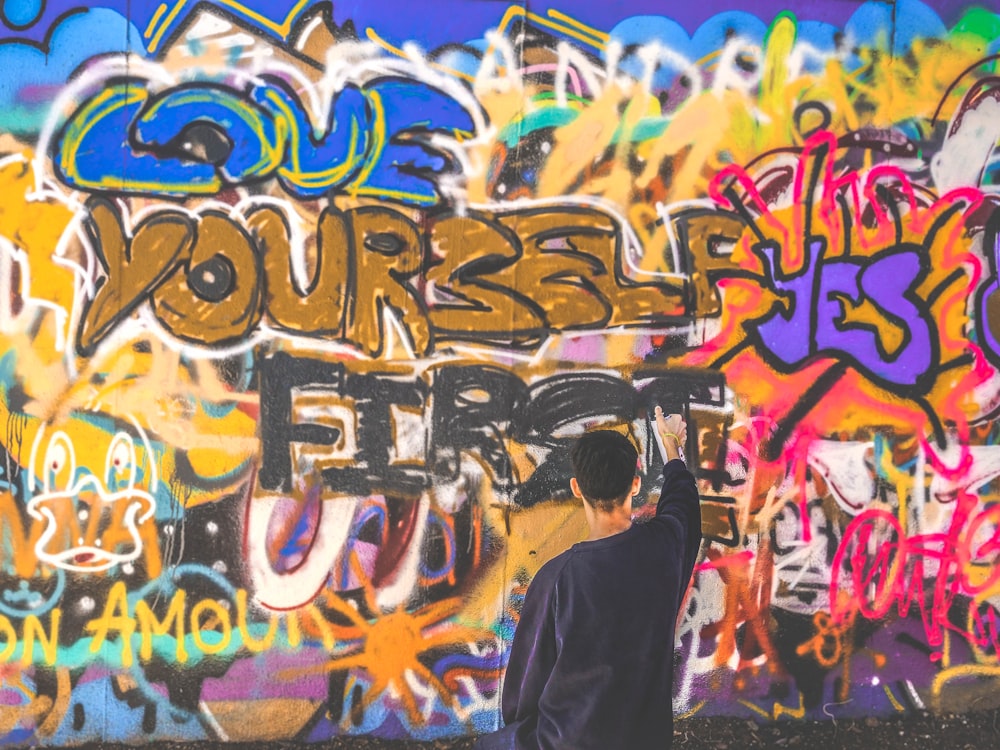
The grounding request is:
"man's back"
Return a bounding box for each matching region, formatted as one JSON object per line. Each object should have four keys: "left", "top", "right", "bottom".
{"left": 494, "top": 458, "right": 701, "bottom": 750}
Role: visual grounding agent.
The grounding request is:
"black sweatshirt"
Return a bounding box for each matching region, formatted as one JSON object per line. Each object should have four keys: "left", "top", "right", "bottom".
{"left": 476, "top": 458, "right": 702, "bottom": 750}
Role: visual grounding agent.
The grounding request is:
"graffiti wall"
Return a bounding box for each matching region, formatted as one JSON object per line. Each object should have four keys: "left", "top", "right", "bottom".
{"left": 2, "top": 0, "right": 1000, "bottom": 742}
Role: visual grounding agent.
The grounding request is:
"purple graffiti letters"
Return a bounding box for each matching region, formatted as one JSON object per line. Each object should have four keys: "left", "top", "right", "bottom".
{"left": 751, "top": 236, "right": 935, "bottom": 389}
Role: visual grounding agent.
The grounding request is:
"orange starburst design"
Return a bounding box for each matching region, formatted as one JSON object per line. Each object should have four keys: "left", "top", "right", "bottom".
{"left": 281, "top": 558, "right": 498, "bottom": 726}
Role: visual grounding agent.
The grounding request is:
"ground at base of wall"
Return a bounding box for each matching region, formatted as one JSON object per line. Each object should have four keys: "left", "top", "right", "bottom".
{"left": 673, "top": 710, "right": 1000, "bottom": 749}
{"left": 59, "top": 709, "right": 1000, "bottom": 750}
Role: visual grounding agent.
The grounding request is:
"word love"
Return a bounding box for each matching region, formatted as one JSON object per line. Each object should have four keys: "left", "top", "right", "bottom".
{"left": 55, "top": 75, "right": 476, "bottom": 205}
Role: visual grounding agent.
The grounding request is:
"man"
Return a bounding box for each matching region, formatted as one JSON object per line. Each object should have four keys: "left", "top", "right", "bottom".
{"left": 476, "top": 406, "right": 702, "bottom": 749}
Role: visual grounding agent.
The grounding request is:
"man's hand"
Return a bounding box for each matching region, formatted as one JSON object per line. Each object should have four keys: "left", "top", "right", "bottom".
{"left": 654, "top": 406, "right": 686, "bottom": 462}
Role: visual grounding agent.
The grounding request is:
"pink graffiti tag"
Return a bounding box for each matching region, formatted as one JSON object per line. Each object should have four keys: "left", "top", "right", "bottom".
{"left": 830, "top": 495, "right": 1000, "bottom": 656}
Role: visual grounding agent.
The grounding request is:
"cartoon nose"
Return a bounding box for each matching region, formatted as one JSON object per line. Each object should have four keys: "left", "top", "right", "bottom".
{"left": 28, "top": 475, "right": 101, "bottom": 517}
{"left": 27, "top": 484, "right": 155, "bottom": 538}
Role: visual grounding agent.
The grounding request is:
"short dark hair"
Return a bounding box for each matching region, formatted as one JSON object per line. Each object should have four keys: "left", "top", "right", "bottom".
{"left": 570, "top": 430, "right": 638, "bottom": 511}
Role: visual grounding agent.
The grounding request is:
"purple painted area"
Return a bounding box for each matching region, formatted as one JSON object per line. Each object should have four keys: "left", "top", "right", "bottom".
{"left": 533, "top": 0, "right": 877, "bottom": 35}
{"left": 0, "top": 690, "right": 26, "bottom": 707}
{"left": 753, "top": 239, "right": 934, "bottom": 388}
{"left": 559, "top": 334, "right": 605, "bottom": 362}
{"left": 0, "top": 0, "right": 976, "bottom": 53}
{"left": 200, "top": 652, "right": 330, "bottom": 701}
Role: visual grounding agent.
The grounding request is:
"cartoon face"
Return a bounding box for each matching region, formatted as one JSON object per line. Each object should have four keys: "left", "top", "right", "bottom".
{"left": 25, "top": 424, "right": 157, "bottom": 573}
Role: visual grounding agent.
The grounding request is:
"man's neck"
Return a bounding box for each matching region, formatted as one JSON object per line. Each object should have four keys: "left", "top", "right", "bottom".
{"left": 584, "top": 506, "right": 633, "bottom": 541}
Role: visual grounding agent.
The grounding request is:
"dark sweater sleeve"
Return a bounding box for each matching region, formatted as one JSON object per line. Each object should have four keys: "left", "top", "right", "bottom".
{"left": 655, "top": 458, "right": 702, "bottom": 581}
{"left": 482, "top": 557, "right": 564, "bottom": 749}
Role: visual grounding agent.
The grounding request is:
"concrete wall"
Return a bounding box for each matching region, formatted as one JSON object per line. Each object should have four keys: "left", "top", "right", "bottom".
{"left": 0, "top": 0, "right": 998, "bottom": 743}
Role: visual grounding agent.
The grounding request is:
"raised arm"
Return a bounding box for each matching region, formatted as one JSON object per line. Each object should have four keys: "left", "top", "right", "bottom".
{"left": 652, "top": 407, "right": 702, "bottom": 574}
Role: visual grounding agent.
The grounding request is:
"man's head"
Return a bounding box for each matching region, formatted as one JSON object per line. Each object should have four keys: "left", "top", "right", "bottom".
{"left": 570, "top": 430, "right": 640, "bottom": 512}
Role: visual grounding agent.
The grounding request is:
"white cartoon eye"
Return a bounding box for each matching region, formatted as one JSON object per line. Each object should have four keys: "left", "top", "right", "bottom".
{"left": 106, "top": 433, "right": 136, "bottom": 489}
{"left": 111, "top": 441, "right": 130, "bottom": 471}
{"left": 48, "top": 443, "right": 66, "bottom": 473}
{"left": 41, "top": 432, "right": 76, "bottom": 493}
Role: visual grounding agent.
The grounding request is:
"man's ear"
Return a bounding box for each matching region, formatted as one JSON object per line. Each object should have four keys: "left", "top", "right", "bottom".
{"left": 570, "top": 477, "right": 584, "bottom": 499}
{"left": 630, "top": 475, "right": 641, "bottom": 497}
